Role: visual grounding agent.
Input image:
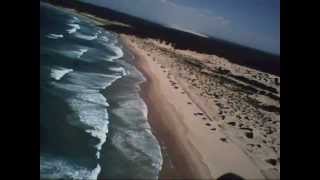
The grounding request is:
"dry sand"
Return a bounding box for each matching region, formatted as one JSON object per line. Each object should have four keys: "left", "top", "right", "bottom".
{"left": 121, "top": 35, "right": 280, "bottom": 180}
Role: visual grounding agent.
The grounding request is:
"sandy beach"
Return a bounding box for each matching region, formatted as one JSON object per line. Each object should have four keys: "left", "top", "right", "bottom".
{"left": 121, "top": 35, "right": 280, "bottom": 180}
{"left": 43, "top": 2, "right": 280, "bottom": 179}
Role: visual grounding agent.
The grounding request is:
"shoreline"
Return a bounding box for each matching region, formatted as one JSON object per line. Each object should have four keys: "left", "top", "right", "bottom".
{"left": 120, "top": 36, "right": 212, "bottom": 179}
{"left": 120, "top": 35, "right": 274, "bottom": 180}
{"left": 42, "top": 3, "right": 279, "bottom": 179}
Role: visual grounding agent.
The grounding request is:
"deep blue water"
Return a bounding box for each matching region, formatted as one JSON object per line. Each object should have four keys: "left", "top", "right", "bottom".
{"left": 40, "top": 2, "right": 162, "bottom": 179}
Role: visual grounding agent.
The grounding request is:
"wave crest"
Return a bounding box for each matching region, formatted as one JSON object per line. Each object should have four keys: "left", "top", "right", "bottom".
{"left": 46, "top": 33, "right": 64, "bottom": 39}
{"left": 67, "top": 23, "right": 80, "bottom": 34}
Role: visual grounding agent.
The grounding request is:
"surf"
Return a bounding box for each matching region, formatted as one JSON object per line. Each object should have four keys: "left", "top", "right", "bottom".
{"left": 46, "top": 33, "right": 64, "bottom": 39}
{"left": 40, "top": 2, "right": 163, "bottom": 179}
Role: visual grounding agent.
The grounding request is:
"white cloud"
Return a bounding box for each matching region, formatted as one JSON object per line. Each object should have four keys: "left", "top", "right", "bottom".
{"left": 213, "top": 16, "right": 230, "bottom": 26}
{"left": 158, "top": 0, "right": 178, "bottom": 6}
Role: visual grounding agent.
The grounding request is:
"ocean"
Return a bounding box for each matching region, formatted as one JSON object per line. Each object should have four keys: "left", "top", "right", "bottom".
{"left": 40, "top": 2, "right": 162, "bottom": 179}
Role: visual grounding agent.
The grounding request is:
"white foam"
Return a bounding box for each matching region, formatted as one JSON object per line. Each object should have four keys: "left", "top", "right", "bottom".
{"left": 86, "top": 127, "right": 108, "bottom": 159}
{"left": 59, "top": 88, "right": 113, "bottom": 159}
{"left": 109, "top": 83, "right": 163, "bottom": 175}
{"left": 74, "top": 93, "right": 110, "bottom": 107}
{"left": 40, "top": 155, "right": 101, "bottom": 180}
{"left": 101, "top": 36, "right": 109, "bottom": 42}
{"left": 75, "top": 32, "right": 98, "bottom": 41}
{"left": 46, "top": 33, "right": 64, "bottom": 39}
{"left": 108, "top": 44, "right": 124, "bottom": 61}
{"left": 111, "top": 129, "right": 163, "bottom": 174}
{"left": 141, "top": 99, "right": 148, "bottom": 120}
{"left": 109, "top": 67, "right": 127, "bottom": 76}
{"left": 67, "top": 96, "right": 110, "bottom": 159}
{"left": 51, "top": 82, "right": 100, "bottom": 94}
{"left": 50, "top": 67, "right": 73, "bottom": 80}
{"left": 70, "top": 16, "right": 80, "bottom": 23}
{"left": 64, "top": 72, "right": 121, "bottom": 90}
{"left": 52, "top": 71, "right": 123, "bottom": 159}
{"left": 62, "top": 48, "right": 88, "bottom": 59}
{"left": 77, "top": 48, "right": 88, "bottom": 58}
{"left": 67, "top": 23, "right": 80, "bottom": 34}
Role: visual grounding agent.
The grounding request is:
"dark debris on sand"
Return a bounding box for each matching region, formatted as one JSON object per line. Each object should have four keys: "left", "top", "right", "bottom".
{"left": 217, "top": 173, "right": 245, "bottom": 180}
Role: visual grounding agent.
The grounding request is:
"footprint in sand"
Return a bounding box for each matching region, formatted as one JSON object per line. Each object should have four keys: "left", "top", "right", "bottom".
{"left": 227, "top": 122, "right": 236, "bottom": 126}
{"left": 257, "top": 144, "right": 262, "bottom": 148}
{"left": 220, "top": 138, "right": 228, "bottom": 143}
{"left": 210, "top": 128, "right": 216, "bottom": 131}
{"left": 265, "top": 158, "right": 277, "bottom": 166}
{"left": 205, "top": 123, "right": 211, "bottom": 126}
{"left": 244, "top": 132, "right": 254, "bottom": 139}
{"left": 187, "top": 102, "right": 192, "bottom": 105}
{"left": 193, "top": 112, "right": 204, "bottom": 116}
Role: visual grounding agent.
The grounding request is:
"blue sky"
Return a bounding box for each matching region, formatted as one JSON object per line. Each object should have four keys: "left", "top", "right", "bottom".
{"left": 81, "top": 0, "right": 280, "bottom": 55}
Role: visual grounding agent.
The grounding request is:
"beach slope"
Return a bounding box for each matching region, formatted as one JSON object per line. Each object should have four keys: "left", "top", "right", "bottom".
{"left": 121, "top": 35, "right": 280, "bottom": 179}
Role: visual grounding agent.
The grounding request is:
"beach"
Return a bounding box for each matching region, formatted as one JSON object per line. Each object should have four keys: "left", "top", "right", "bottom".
{"left": 41, "top": 1, "right": 280, "bottom": 179}
{"left": 121, "top": 35, "right": 280, "bottom": 179}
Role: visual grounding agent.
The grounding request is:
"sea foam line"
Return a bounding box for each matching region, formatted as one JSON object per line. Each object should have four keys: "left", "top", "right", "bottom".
{"left": 75, "top": 32, "right": 98, "bottom": 41}
{"left": 77, "top": 48, "right": 88, "bottom": 58}
{"left": 70, "top": 16, "right": 80, "bottom": 23}
{"left": 67, "top": 23, "right": 80, "bottom": 34}
{"left": 40, "top": 155, "right": 101, "bottom": 180}
{"left": 106, "top": 44, "right": 124, "bottom": 62}
{"left": 58, "top": 48, "right": 88, "bottom": 59}
{"left": 50, "top": 67, "right": 73, "bottom": 80}
{"left": 57, "top": 72, "right": 124, "bottom": 159}
{"left": 109, "top": 67, "right": 127, "bottom": 76}
{"left": 46, "top": 33, "right": 64, "bottom": 39}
